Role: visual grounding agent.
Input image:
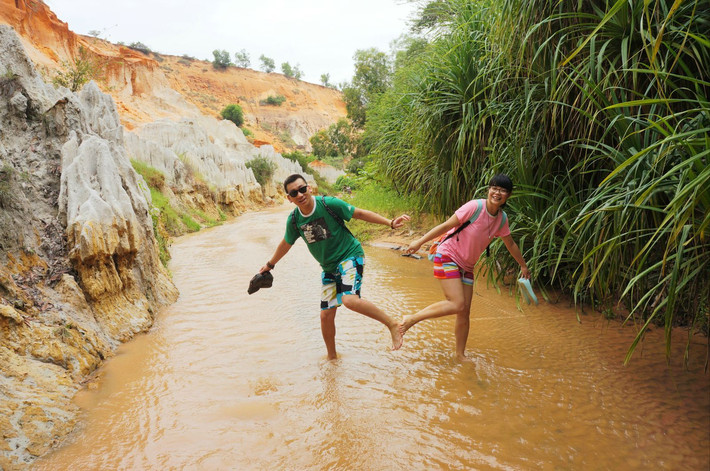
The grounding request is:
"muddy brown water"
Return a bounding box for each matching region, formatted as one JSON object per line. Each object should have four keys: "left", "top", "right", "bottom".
{"left": 34, "top": 206, "right": 709, "bottom": 470}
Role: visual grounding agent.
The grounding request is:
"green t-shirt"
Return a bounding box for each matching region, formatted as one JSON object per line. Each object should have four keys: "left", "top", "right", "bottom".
{"left": 284, "top": 196, "right": 363, "bottom": 272}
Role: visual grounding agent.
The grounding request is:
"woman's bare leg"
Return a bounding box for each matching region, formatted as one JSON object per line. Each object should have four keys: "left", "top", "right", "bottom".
{"left": 455, "top": 283, "right": 474, "bottom": 360}
{"left": 399, "top": 278, "right": 466, "bottom": 335}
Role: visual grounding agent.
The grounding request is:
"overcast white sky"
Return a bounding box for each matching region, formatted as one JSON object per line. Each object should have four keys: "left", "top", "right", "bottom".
{"left": 45, "top": 0, "right": 419, "bottom": 86}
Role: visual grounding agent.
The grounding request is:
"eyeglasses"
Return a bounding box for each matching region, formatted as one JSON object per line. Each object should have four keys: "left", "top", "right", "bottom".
{"left": 287, "top": 185, "right": 308, "bottom": 198}
{"left": 489, "top": 186, "right": 510, "bottom": 195}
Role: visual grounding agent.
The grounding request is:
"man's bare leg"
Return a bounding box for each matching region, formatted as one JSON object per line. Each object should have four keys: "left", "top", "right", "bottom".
{"left": 320, "top": 308, "right": 337, "bottom": 360}
{"left": 399, "top": 278, "right": 466, "bottom": 337}
{"left": 341, "top": 295, "right": 403, "bottom": 350}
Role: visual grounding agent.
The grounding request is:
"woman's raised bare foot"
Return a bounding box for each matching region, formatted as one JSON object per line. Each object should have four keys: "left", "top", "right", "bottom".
{"left": 398, "top": 315, "right": 415, "bottom": 337}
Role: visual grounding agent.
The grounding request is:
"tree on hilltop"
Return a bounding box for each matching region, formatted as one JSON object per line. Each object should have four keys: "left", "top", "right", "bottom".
{"left": 320, "top": 73, "right": 331, "bottom": 87}
{"left": 281, "top": 62, "right": 294, "bottom": 78}
{"left": 259, "top": 54, "right": 275, "bottom": 73}
{"left": 212, "top": 49, "right": 232, "bottom": 69}
{"left": 234, "top": 49, "right": 250, "bottom": 68}
{"left": 280, "top": 62, "right": 303, "bottom": 79}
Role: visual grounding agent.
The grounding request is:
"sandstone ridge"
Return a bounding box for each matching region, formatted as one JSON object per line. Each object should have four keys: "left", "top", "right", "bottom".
{"left": 0, "top": 0, "right": 347, "bottom": 153}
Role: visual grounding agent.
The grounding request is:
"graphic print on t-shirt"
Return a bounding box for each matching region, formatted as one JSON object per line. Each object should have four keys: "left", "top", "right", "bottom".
{"left": 300, "top": 217, "right": 331, "bottom": 244}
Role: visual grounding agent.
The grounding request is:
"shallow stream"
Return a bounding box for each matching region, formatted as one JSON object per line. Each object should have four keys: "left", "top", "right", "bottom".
{"left": 34, "top": 206, "right": 710, "bottom": 470}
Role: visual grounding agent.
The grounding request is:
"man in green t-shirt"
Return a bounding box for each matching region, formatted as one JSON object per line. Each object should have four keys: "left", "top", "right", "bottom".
{"left": 259, "top": 174, "right": 410, "bottom": 360}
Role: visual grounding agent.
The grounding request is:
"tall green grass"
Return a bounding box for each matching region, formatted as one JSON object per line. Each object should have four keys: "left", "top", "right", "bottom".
{"left": 368, "top": 0, "right": 709, "bottom": 363}
{"left": 334, "top": 179, "right": 430, "bottom": 242}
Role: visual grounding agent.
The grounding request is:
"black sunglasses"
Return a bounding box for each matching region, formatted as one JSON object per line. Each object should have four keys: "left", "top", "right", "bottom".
{"left": 287, "top": 185, "right": 308, "bottom": 198}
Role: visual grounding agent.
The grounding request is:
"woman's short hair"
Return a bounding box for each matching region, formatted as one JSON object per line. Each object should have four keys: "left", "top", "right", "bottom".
{"left": 488, "top": 174, "right": 513, "bottom": 193}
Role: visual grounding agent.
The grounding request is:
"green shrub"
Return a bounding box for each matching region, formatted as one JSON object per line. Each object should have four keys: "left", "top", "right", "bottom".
{"left": 347, "top": 158, "right": 367, "bottom": 175}
{"left": 260, "top": 95, "right": 286, "bottom": 106}
{"left": 310, "top": 118, "right": 356, "bottom": 158}
{"left": 283, "top": 151, "right": 314, "bottom": 172}
{"left": 128, "top": 42, "right": 151, "bottom": 54}
{"left": 334, "top": 175, "right": 359, "bottom": 191}
{"left": 242, "top": 127, "right": 253, "bottom": 137}
{"left": 281, "top": 62, "right": 294, "bottom": 78}
{"left": 246, "top": 156, "right": 277, "bottom": 186}
{"left": 220, "top": 104, "right": 244, "bottom": 127}
{"left": 52, "top": 46, "right": 100, "bottom": 92}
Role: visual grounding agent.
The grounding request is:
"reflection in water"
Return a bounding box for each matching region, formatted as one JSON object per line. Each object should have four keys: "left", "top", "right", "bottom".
{"left": 35, "top": 205, "right": 709, "bottom": 470}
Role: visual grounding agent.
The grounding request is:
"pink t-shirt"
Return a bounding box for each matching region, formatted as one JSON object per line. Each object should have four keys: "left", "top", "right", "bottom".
{"left": 438, "top": 199, "right": 511, "bottom": 272}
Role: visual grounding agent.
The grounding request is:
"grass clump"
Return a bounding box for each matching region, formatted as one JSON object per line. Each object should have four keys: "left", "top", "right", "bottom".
{"left": 131, "top": 159, "right": 214, "bottom": 265}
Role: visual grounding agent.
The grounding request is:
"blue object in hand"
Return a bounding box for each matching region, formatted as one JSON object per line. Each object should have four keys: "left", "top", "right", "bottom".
{"left": 517, "top": 278, "right": 538, "bottom": 305}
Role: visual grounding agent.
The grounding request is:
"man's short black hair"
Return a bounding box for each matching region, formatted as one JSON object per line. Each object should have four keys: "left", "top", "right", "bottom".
{"left": 489, "top": 174, "right": 513, "bottom": 193}
{"left": 283, "top": 173, "right": 306, "bottom": 192}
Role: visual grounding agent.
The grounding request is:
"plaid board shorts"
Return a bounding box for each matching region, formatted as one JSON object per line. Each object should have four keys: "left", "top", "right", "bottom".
{"left": 432, "top": 253, "right": 474, "bottom": 286}
{"left": 320, "top": 256, "right": 364, "bottom": 310}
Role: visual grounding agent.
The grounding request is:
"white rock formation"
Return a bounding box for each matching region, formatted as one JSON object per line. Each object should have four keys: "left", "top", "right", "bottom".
{"left": 124, "top": 115, "right": 314, "bottom": 199}
{"left": 0, "top": 25, "right": 177, "bottom": 469}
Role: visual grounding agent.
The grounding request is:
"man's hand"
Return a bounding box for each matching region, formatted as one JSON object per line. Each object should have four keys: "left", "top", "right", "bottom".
{"left": 390, "top": 214, "right": 411, "bottom": 229}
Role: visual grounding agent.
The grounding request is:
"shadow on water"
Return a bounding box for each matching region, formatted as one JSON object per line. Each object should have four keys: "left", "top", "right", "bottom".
{"left": 34, "top": 205, "right": 710, "bottom": 470}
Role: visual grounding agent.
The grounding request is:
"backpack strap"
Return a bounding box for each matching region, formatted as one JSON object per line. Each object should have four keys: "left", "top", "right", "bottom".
{"left": 290, "top": 208, "right": 300, "bottom": 237}
{"left": 320, "top": 195, "right": 354, "bottom": 237}
{"left": 498, "top": 211, "right": 508, "bottom": 232}
{"left": 441, "top": 199, "right": 484, "bottom": 244}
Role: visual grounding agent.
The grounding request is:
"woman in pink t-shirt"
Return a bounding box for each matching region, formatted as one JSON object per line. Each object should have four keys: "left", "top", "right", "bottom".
{"left": 402, "top": 174, "right": 531, "bottom": 361}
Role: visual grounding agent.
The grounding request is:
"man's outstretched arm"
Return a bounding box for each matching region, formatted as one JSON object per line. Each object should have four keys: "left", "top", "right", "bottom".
{"left": 260, "top": 238, "right": 293, "bottom": 273}
{"left": 352, "top": 208, "right": 410, "bottom": 229}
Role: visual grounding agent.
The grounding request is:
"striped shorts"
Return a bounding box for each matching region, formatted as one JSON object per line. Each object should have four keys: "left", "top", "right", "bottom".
{"left": 432, "top": 253, "right": 473, "bottom": 285}
{"left": 320, "top": 256, "right": 364, "bottom": 310}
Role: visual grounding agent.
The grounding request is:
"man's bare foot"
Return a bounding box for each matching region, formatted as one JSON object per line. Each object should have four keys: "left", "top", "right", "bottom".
{"left": 390, "top": 324, "right": 403, "bottom": 350}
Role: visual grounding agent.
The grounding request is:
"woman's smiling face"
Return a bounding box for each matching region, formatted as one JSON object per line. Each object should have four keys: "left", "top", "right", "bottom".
{"left": 487, "top": 185, "right": 510, "bottom": 206}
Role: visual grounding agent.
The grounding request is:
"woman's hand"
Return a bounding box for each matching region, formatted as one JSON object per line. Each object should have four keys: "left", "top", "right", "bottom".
{"left": 405, "top": 241, "right": 422, "bottom": 254}
{"left": 520, "top": 266, "right": 531, "bottom": 279}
